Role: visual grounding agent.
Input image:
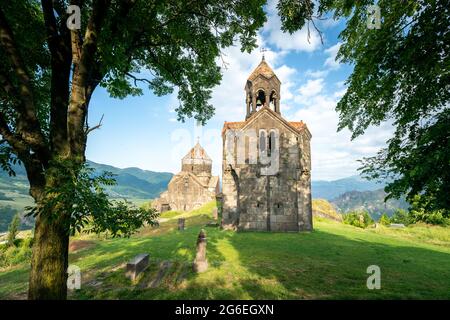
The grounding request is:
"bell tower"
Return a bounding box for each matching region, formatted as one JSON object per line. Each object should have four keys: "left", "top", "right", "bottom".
{"left": 245, "top": 57, "right": 281, "bottom": 119}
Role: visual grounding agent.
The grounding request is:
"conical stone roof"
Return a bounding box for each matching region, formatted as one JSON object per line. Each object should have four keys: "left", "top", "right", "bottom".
{"left": 182, "top": 142, "right": 212, "bottom": 165}
{"left": 247, "top": 59, "right": 278, "bottom": 82}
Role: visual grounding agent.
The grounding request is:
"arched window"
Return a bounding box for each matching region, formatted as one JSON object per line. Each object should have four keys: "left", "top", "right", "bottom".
{"left": 256, "top": 90, "right": 266, "bottom": 109}
{"left": 268, "top": 130, "right": 276, "bottom": 156}
{"left": 259, "top": 130, "right": 266, "bottom": 153}
{"left": 269, "top": 91, "right": 277, "bottom": 111}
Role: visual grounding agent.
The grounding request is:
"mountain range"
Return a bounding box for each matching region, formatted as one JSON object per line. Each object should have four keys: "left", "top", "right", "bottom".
{"left": 0, "top": 161, "right": 406, "bottom": 231}
{"left": 312, "top": 175, "right": 385, "bottom": 200}
{"left": 330, "top": 189, "right": 409, "bottom": 220}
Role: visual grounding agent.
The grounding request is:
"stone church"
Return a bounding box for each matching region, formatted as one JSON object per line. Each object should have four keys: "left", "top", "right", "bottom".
{"left": 152, "top": 142, "right": 219, "bottom": 212}
{"left": 221, "top": 57, "right": 313, "bottom": 232}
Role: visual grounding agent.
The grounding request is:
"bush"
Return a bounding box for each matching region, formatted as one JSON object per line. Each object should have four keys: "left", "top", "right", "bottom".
{"left": 379, "top": 213, "right": 391, "bottom": 226}
{"left": 7, "top": 213, "right": 21, "bottom": 247}
{"left": 0, "top": 237, "right": 33, "bottom": 268}
{"left": 343, "top": 211, "right": 374, "bottom": 228}
{"left": 408, "top": 195, "right": 450, "bottom": 225}
{"left": 409, "top": 208, "right": 449, "bottom": 226}
{"left": 390, "top": 209, "right": 410, "bottom": 225}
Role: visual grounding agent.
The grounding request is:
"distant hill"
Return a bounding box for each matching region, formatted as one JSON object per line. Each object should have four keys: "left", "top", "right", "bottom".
{"left": 330, "top": 188, "right": 409, "bottom": 220}
{"left": 0, "top": 161, "right": 173, "bottom": 232}
{"left": 312, "top": 175, "right": 385, "bottom": 200}
{"left": 0, "top": 162, "right": 406, "bottom": 231}
{"left": 86, "top": 161, "right": 172, "bottom": 199}
{"left": 0, "top": 160, "right": 172, "bottom": 201}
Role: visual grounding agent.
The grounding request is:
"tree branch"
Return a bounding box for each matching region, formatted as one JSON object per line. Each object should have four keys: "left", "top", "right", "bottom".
{"left": 0, "top": 111, "right": 28, "bottom": 154}
{"left": 85, "top": 114, "right": 104, "bottom": 135}
{"left": 0, "top": 7, "right": 50, "bottom": 164}
{"left": 41, "top": 1, "right": 73, "bottom": 155}
{"left": 68, "top": 0, "right": 111, "bottom": 158}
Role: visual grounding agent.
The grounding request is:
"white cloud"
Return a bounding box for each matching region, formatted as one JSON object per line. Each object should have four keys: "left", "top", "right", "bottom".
{"left": 297, "top": 78, "right": 325, "bottom": 101}
{"left": 208, "top": 35, "right": 292, "bottom": 121}
{"left": 333, "top": 88, "right": 347, "bottom": 99}
{"left": 324, "top": 42, "right": 342, "bottom": 70}
{"left": 275, "top": 64, "right": 297, "bottom": 102}
{"left": 305, "top": 69, "right": 329, "bottom": 78}
{"left": 288, "top": 81, "right": 393, "bottom": 180}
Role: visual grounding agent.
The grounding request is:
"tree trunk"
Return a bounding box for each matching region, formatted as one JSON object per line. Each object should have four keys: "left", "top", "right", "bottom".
{"left": 28, "top": 205, "right": 70, "bottom": 300}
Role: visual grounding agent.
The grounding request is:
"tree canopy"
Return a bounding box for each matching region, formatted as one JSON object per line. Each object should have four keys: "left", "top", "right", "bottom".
{"left": 0, "top": 0, "right": 268, "bottom": 299}
{"left": 301, "top": 0, "right": 449, "bottom": 216}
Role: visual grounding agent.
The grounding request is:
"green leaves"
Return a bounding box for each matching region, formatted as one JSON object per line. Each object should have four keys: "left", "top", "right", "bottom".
{"left": 277, "top": 0, "right": 449, "bottom": 215}
{"left": 277, "top": 0, "right": 315, "bottom": 34}
{"left": 93, "top": 0, "right": 266, "bottom": 124}
{"left": 26, "top": 160, "right": 159, "bottom": 237}
{"left": 300, "top": 0, "right": 450, "bottom": 215}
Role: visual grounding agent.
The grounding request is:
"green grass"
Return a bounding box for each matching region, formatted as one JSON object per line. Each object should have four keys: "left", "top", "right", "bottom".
{"left": 0, "top": 203, "right": 449, "bottom": 300}
{"left": 312, "top": 199, "right": 342, "bottom": 221}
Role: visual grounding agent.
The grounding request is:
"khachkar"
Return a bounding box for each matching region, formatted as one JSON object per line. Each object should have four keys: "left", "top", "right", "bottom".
{"left": 152, "top": 142, "right": 220, "bottom": 212}
{"left": 221, "top": 57, "right": 312, "bottom": 232}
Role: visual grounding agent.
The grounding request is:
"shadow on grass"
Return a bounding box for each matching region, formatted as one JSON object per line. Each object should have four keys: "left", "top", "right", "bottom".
{"left": 2, "top": 215, "right": 450, "bottom": 300}
{"left": 72, "top": 218, "right": 450, "bottom": 299}
{"left": 223, "top": 226, "right": 450, "bottom": 299}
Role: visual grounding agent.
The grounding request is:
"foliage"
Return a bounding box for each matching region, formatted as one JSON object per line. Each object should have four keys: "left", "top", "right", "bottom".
{"left": 379, "top": 213, "right": 390, "bottom": 226}
{"left": 408, "top": 195, "right": 450, "bottom": 226}
{"left": 390, "top": 209, "right": 411, "bottom": 225}
{"left": 0, "top": 237, "right": 33, "bottom": 269}
{"left": 390, "top": 199, "right": 450, "bottom": 226}
{"left": 343, "top": 211, "right": 374, "bottom": 228}
{"left": 26, "top": 161, "right": 159, "bottom": 237}
{"left": 7, "top": 213, "right": 20, "bottom": 246}
{"left": 285, "top": 0, "right": 450, "bottom": 217}
{"left": 0, "top": 206, "right": 20, "bottom": 233}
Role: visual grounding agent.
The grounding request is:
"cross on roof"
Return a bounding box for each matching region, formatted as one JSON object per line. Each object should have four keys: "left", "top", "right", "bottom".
{"left": 260, "top": 47, "right": 267, "bottom": 60}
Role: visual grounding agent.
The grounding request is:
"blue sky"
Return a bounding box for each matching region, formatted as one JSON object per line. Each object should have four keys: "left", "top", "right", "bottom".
{"left": 86, "top": 0, "right": 393, "bottom": 181}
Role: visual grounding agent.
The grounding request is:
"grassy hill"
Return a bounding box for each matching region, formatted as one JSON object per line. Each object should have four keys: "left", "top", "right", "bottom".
{"left": 312, "top": 199, "right": 342, "bottom": 221}
{"left": 1, "top": 202, "right": 449, "bottom": 299}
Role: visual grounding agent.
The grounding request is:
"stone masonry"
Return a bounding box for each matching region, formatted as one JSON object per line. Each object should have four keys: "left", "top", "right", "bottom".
{"left": 152, "top": 143, "right": 219, "bottom": 212}
{"left": 221, "top": 57, "right": 313, "bottom": 232}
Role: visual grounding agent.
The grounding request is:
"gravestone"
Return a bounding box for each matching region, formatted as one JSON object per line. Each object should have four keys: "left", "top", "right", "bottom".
{"left": 212, "top": 208, "right": 218, "bottom": 220}
{"left": 390, "top": 223, "right": 405, "bottom": 228}
{"left": 178, "top": 218, "right": 185, "bottom": 231}
{"left": 193, "top": 229, "right": 208, "bottom": 273}
{"left": 126, "top": 253, "right": 149, "bottom": 281}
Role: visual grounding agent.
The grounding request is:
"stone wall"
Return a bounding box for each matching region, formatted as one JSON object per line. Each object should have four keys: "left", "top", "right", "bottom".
{"left": 221, "top": 109, "right": 312, "bottom": 232}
